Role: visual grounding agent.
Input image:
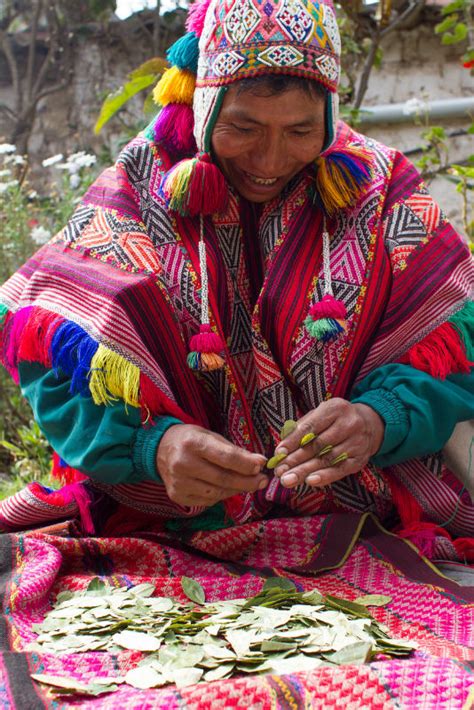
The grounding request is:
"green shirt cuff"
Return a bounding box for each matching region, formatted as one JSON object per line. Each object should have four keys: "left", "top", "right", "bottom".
{"left": 351, "top": 388, "right": 409, "bottom": 462}
{"left": 132, "top": 417, "right": 183, "bottom": 482}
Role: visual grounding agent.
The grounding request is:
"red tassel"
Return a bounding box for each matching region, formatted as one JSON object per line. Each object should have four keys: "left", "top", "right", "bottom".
{"left": 397, "top": 522, "right": 451, "bottom": 559}
{"left": 189, "top": 324, "right": 225, "bottom": 352}
{"left": 18, "top": 308, "right": 63, "bottom": 366}
{"left": 309, "top": 294, "right": 347, "bottom": 320}
{"left": 61, "top": 483, "right": 95, "bottom": 535}
{"left": 399, "top": 321, "right": 471, "bottom": 380}
{"left": 186, "top": 153, "right": 228, "bottom": 216}
{"left": 388, "top": 476, "right": 423, "bottom": 528}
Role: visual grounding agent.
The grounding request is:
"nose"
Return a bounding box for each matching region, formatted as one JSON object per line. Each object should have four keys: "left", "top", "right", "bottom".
{"left": 250, "top": 131, "right": 286, "bottom": 177}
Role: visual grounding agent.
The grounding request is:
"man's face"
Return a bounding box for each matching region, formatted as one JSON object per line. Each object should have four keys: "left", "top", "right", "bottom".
{"left": 211, "top": 84, "right": 327, "bottom": 203}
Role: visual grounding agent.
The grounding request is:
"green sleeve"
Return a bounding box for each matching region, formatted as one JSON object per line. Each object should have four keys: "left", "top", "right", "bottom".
{"left": 18, "top": 361, "right": 182, "bottom": 484}
{"left": 351, "top": 363, "right": 474, "bottom": 467}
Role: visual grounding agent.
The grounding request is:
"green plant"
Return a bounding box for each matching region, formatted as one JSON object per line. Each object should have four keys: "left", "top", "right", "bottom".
{"left": 434, "top": 0, "right": 473, "bottom": 71}
{"left": 0, "top": 143, "right": 100, "bottom": 492}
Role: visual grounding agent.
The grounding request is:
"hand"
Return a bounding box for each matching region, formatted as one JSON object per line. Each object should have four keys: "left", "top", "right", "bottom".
{"left": 273, "top": 399, "right": 385, "bottom": 489}
{"left": 157, "top": 424, "right": 268, "bottom": 507}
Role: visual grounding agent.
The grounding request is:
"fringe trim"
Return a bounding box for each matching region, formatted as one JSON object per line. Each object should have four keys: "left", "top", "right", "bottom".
{"left": 51, "top": 452, "right": 87, "bottom": 486}
{"left": 89, "top": 344, "right": 140, "bottom": 408}
{"left": 449, "top": 300, "right": 474, "bottom": 361}
{"left": 398, "top": 321, "right": 472, "bottom": 380}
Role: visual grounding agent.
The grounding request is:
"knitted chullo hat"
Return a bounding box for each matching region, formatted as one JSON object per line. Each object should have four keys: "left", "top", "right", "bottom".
{"left": 153, "top": 0, "right": 373, "bottom": 370}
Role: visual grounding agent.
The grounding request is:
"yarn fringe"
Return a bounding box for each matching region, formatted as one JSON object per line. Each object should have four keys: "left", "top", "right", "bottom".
{"left": 167, "top": 32, "right": 200, "bottom": 74}
{"left": 51, "top": 452, "right": 87, "bottom": 486}
{"left": 398, "top": 321, "right": 471, "bottom": 380}
{"left": 186, "top": 0, "right": 213, "bottom": 35}
{"left": 60, "top": 482, "right": 95, "bottom": 535}
{"left": 187, "top": 324, "right": 225, "bottom": 372}
{"left": 153, "top": 67, "right": 196, "bottom": 107}
{"left": 315, "top": 144, "right": 373, "bottom": 215}
{"left": 89, "top": 344, "right": 141, "bottom": 408}
{"left": 304, "top": 294, "right": 347, "bottom": 343}
{"left": 160, "top": 152, "right": 228, "bottom": 216}
{"left": 154, "top": 103, "right": 196, "bottom": 156}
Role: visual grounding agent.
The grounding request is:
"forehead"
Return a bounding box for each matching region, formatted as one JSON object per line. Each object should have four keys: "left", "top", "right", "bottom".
{"left": 218, "top": 84, "right": 326, "bottom": 125}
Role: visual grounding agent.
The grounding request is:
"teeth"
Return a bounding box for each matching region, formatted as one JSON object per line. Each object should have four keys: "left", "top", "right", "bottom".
{"left": 246, "top": 172, "right": 278, "bottom": 186}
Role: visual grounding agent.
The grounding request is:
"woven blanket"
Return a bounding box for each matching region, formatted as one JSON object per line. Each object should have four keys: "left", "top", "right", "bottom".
{"left": 0, "top": 513, "right": 473, "bottom": 709}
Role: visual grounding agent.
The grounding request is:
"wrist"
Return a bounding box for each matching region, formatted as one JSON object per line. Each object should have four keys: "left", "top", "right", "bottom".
{"left": 352, "top": 403, "right": 385, "bottom": 457}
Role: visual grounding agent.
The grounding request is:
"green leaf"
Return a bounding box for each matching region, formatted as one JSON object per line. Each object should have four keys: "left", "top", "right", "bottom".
{"left": 262, "top": 577, "right": 297, "bottom": 592}
{"left": 441, "top": 23, "right": 468, "bottom": 45}
{"left": 435, "top": 14, "right": 459, "bottom": 34}
{"left": 94, "top": 74, "right": 159, "bottom": 134}
{"left": 354, "top": 595, "right": 392, "bottom": 607}
{"left": 441, "top": 0, "right": 465, "bottom": 15}
{"left": 325, "top": 641, "right": 372, "bottom": 666}
{"left": 266, "top": 453, "right": 288, "bottom": 469}
{"left": 129, "top": 57, "right": 168, "bottom": 81}
{"left": 113, "top": 630, "right": 161, "bottom": 652}
{"left": 280, "top": 420, "right": 297, "bottom": 439}
{"left": 181, "top": 577, "right": 206, "bottom": 605}
{"left": 125, "top": 666, "right": 166, "bottom": 689}
{"left": 325, "top": 595, "right": 372, "bottom": 618}
{"left": 87, "top": 578, "right": 107, "bottom": 595}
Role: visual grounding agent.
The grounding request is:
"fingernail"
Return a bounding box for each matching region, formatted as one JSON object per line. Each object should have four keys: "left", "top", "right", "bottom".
{"left": 274, "top": 465, "right": 289, "bottom": 479}
{"left": 281, "top": 473, "right": 298, "bottom": 487}
{"left": 258, "top": 477, "right": 268, "bottom": 490}
{"left": 274, "top": 447, "right": 288, "bottom": 456}
{"left": 300, "top": 433, "right": 316, "bottom": 447}
{"left": 306, "top": 474, "right": 321, "bottom": 485}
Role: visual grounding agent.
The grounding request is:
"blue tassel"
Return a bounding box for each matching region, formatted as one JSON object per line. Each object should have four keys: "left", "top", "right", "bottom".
{"left": 167, "top": 32, "right": 200, "bottom": 74}
{"left": 51, "top": 321, "right": 99, "bottom": 396}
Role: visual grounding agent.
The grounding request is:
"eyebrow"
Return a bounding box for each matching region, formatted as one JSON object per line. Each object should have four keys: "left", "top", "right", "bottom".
{"left": 222, "top": 108, "right": 319, "bottom": 128}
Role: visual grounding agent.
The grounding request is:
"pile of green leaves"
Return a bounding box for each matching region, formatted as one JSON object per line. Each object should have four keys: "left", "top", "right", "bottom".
{"left": 30, "top": 576, "right": 416, "bottom": 698}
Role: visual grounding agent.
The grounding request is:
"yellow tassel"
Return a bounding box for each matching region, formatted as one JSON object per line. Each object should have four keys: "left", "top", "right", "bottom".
{"left": 89, "top": 345, "right": 140, "bottom": 407}
{"left": 153, "top": 66, "right": 195, "bottom": 107}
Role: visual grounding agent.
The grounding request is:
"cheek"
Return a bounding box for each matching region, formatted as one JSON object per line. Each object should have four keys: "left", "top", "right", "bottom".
{"left": 289, "top": 137, "right": 325, "bottom": 164}
{"left": 212, "top": 130, "right": 255, "bottom": 160}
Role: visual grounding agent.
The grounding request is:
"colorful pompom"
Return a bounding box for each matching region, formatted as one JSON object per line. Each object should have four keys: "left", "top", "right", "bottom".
{"left": 187, "top": 324, "right": 225, "bottom": 372}
{"left": 186, "top": 0, "right": 213, "bottom": 35}
{"left": 153, "top": 66, "right": 196, "bottom": 107}
{"left": 167, "top": 32, "right": 200, "bottom": 74}
{"left": 160, "top": 152, "right": 228, "bottom": 216}
{"left": 315, "top": 144, "right": 373, "bottom": 215}
{"left": 154, "top": 103, "right": 196, "bottom": 155}
{"left": 304, "top": 294, "right": 347, "bottom": 343}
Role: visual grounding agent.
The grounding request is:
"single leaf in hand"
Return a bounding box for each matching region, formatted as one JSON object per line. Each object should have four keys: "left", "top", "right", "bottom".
{"left": 280, "top": 420, "right": 297, "bottom": 439}
{"left": 181, "top": 577, "right": 206, "bottom": 605}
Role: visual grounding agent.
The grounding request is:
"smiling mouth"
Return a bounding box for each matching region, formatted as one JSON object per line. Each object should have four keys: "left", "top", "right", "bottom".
{"left": 243, "top": 171, "right": 279, "bottom": 186}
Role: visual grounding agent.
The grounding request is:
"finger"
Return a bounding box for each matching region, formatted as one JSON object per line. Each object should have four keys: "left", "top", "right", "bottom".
{"left": 275, "top": 399, "right": 349, "bottom": 457}
{"left": 305, "top": 460, "right": 360, "bottom": 488}
{"left": 279, "top": 443, "right": 355, "bottom": 488}
{"left": 274, "top": 423, "right": 350, "bottom": 477}
{"left": 198, "top": 433, "right": 267, "bottom": 476}
{"left": 191, "top": 458, "right": 269, "bottom": 493}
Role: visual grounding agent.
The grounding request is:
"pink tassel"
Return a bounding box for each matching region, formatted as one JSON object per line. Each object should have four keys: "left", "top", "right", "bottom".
{"left": 154, "top": 103, "right": 196, "bottom": 156}
{"left": 61, "top": 483, "right": 95, "bottom": 535}
{"left": 186, "top": 0, "right": 213, "bottom": 34}
{"left": 309, "top": 294, "right": 347, "bottom": 320}
{"left": 189, "top": 324, "right": 224, "bottom": 352}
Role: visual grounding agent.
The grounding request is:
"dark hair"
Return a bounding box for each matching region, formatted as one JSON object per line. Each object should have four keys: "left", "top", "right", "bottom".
{"left": 236, "top": 75, "right": 327, "bottom": 100}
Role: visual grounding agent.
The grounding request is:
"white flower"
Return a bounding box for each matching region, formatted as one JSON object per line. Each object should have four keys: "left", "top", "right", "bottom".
{"left": 42, "top": 153, "right": 64, "bottom": 168}
{"left": 0, "top": 180, "right": 19, "bottom": 194}
{"left": 0, "top": 169, "right": 12, "bottom": 178}
{"left": 69, "top": 173, "right": 81, "bottom": 189}
{"left": 28, "top": 190, "right": 39, "bottom": 200}
{"left": 30, "top": 225, "right": 51, "bottom": 244}
{"left": 10, "top": 155, "right": 26, "bottom": 165}
{"left": 0, "top": 143, "right": 16, "bottom": 155}
{"left": 402, "top": 97, "right": 428, "bottom": 116}
{"left": 67, "top": 151, "right": 97, "bottom": 169}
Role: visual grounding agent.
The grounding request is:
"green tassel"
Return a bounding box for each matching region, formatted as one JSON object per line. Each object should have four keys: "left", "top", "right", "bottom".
{"left": 449, "top": 301, "right": 474, "bottom": 361}
{"left": 304, "top": 316, "right": 344, "bottom": 342}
